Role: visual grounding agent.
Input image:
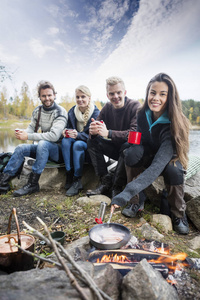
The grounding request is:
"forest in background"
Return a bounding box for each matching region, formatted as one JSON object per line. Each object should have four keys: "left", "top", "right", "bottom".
{"left": 0, "top": 65, "right": 200, "bottom": 124}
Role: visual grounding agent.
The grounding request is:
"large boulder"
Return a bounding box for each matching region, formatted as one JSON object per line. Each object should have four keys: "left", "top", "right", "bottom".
{"left": 122, "top": 259, "right": 179, "bottom": 300}
{"left": 0, "top": 262, "right": 122, "bottom": 300}
{"left": 186, "top": 196, "right": 200, "bottom": 231}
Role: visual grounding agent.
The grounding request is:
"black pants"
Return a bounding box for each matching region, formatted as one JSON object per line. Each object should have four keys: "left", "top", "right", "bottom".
{"left": 87, "top": 136, "right": 127, "bottom": 187}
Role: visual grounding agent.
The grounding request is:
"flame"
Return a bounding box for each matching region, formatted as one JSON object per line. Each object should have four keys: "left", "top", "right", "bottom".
{"left": 149, "top": 252, "right": 188, "bottom": 272}
{"left": 97, "top": 254, "right": 131, "bottom": 263}
{"left": 96, "top": 251, "right": 188, "bottom": 273}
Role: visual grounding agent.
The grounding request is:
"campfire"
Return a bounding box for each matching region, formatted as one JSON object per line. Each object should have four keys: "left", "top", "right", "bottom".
{"left": 87, "top": 239, "right": 190, "bottom": 282}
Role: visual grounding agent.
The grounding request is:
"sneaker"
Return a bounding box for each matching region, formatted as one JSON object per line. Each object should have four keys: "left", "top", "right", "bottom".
{"left": 66, "top": 178, "right": 83, "bottom": 196}
{"left": 172, "top": 214, "right": 189, "bottom": 235}
{"left": 122, "top": 201, "right": 144, "bottom": 218}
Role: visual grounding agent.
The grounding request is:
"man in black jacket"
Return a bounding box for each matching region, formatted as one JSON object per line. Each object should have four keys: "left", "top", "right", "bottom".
{"left": 87, "top": 76, "right": 141, "bottom": 198}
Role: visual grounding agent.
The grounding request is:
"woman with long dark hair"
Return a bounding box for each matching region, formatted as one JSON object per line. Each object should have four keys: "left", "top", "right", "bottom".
{"left": 111, "top": 73, "right": 190, "bottom": 234}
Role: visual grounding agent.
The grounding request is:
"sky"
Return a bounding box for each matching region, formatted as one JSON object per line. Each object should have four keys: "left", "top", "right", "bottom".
{"left": 0, "top": 0, "right": 200, "bottom": 103}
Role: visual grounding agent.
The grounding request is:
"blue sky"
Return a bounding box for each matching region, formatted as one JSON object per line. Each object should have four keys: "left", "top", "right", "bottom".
{"left": 0, "top": 0, "right": 200, "bottom": 103}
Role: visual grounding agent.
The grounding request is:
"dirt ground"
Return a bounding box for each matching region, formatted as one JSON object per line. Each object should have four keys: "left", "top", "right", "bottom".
{"left": 0, "top": 188, "right": 200, "bottom": 299}
{"left": 0, "top": 187, "right": 200, "bottom": 252}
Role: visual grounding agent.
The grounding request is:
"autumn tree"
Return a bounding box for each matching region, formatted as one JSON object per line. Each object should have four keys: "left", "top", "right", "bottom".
{"left": 20, "top": 82, "right": 33, "bottom": 118}
{"left": 59, "top": 93, "right": 75, "bottom": 111}
{"left": 0, "top": 87, "right": 8, "bottom": 118}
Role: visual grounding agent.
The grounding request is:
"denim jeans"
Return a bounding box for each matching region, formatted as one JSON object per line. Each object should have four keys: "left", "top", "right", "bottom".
{"left": 61, "top": 138, "right": 87, "bottom": 177}
{"left": 4, "top": 141, "right": 62, "bottom": 176}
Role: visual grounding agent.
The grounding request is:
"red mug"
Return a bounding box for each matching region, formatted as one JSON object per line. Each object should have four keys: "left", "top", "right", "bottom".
{"left": 65, "top": 129, "right": 73, "bottom": 138}
{"left": 128, "top": 131, "right": 141, "bottom": 144}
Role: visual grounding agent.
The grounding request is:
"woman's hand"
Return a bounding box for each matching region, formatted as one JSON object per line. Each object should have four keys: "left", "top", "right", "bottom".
{"left": 67, "top": 129, "right": 78, "bottom": 139}
{"left": 62, "top": 129, "right": 67, "bottom": 137}
{"left": 111, "top": 204, "right": 120, "bottom": 214}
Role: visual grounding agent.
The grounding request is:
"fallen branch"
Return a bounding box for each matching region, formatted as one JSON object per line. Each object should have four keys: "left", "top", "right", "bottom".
{"left": 22, "top": 219, "right": 112, "bottom": 300}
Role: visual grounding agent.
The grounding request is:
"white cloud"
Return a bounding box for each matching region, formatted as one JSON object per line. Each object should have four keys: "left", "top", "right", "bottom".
{"left": 77, "top": 0, "right": 130, "bottom": 54}
{"left": 0, "top": 45, "right": 19, "bottom": 64}
{"left": 47, "top": 27, "right": 59, "bottom": 35}
{"left": 29, "top": 38, "right": 56, "bottom": 58}
{"left": 96, "top": 0, "right": 200, "bottom": 77}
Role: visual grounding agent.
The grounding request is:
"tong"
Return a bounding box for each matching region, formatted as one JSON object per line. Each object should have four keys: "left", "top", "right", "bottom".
{"left": 107, "top": 211, "right": 113, "bottom": 224}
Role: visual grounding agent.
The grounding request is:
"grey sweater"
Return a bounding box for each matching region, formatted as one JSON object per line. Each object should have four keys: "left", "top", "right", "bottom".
{"left": 26, "top": 103, "right": 68, "bottom": 143}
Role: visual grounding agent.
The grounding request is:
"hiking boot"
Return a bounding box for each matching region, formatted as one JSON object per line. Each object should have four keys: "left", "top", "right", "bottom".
{"left": 13, "top": 172, "right": 40, "bottom": 197}
{"left": 171, "top": 213, "right": 189, "bottom": 235}
{"left": 66, "top": 177, "right": 83, "bottom": 196}
{"left": 86, "top": 174, "right": 112, "bottom": 197}
{"left": 122, "top": 201, "right": 144, "bottom": 218}
{"left": 65, "top": 169, "right": 74, "bottom": 189}
{"left": 0, "top": 173, "right": 13, "bottom": 193}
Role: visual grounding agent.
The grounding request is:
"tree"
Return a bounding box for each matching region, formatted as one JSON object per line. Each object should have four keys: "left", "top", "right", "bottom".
{"left": 0, "top": 87, "right": 8, "bottom": 118}
{"left": 0, "top": 62, "right": 12, "bottom": 87}
{"left": 20, "top": 82, "right": 32, "bottom": 118}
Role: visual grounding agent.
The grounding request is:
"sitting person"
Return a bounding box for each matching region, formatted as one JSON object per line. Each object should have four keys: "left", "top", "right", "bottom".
{"left": 0, "top": 81, "right": 68, "bottom": 196}
{"left": 62, "top": 85, "right": 99, "bottom": 196}
{"left": 87, "top": 76, "right": 141, "bottom": 198}
{"left": 111, "top": 73, "right": 190, "bottom": 235}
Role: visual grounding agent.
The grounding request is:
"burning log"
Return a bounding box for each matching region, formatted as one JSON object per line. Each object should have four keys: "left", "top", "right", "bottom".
{"left": 88, "top": 248, "right": 189, "bottom": 278}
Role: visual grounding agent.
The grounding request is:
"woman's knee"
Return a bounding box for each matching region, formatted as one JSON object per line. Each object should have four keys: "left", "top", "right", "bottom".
{"left": 163, "top": 161, "right": 185, "bottom": 185}
{"left": 73, "top": 141, "right": 87, "bottom": 152}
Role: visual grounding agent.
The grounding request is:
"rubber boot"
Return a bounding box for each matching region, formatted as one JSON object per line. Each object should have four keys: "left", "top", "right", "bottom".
{"left": 13, "top": 172, "right": 40, "bottom": 197}
{"left": 86, "top": 173, "right": 113, "bottom": 197}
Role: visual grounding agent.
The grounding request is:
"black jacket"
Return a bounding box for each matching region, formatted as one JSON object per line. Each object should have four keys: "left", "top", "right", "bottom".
{"left": 112, "top": 109, "right": 176, "bottom": 207}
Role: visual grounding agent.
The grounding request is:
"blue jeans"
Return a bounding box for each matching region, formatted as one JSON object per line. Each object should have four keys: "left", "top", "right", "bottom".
{"left": 4, "top": 141, "right": 62, "bottom": 176}
{"left": 61, "top": 138, "right": 87, "bottom": 177}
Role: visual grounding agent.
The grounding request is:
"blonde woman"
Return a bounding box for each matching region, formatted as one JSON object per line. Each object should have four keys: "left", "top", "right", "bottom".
{"left": 62, "top": 85, "right": 99, "bottom": 196}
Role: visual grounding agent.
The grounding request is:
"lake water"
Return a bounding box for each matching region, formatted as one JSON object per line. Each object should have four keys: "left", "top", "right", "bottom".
{"left": 0, "top": 127, "right": 200, "bottom": 157}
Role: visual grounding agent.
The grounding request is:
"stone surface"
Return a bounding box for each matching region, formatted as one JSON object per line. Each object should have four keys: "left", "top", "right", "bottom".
{"left": 186, "top": 196, "right": 200, "bottom": 231}
{"left": 138, "top": 222, "right": 164, "bottom": 241}
{"left": 12, "top": 164, "right": 99, "bottom": 191}
{"left": 152, "top": 214, "right": 173, "bottom": 233}
{"left": 184, "top": 171, "right": 200, "bottom": 201}
{"left": 76, "top": 195, "right": 111, "bottom": 206}
{"left": 0, "top": 262, "right": 121, "bottom": 300}
{"left": 122, "top": 259, "right": 179, "bottom": 300}
{"left": 188, "top": 236, "right": 200, "bottom": 250}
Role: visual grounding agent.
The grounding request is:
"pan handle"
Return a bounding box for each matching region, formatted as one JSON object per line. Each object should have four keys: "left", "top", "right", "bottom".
{"left": 7, "top": 208, "right": 21, "bottom": 249}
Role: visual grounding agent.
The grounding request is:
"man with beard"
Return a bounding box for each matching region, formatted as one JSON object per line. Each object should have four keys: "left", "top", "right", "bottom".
{"left": 87, "top": 76, "right": 141, "bottom": 198}
{"left": 0, "top": 81, "right": 68, "bottom": 196}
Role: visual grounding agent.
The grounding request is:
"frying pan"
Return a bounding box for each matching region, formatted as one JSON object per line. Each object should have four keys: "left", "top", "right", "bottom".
{"left": 89, "top": 223, "right": 131, "bottom": 250}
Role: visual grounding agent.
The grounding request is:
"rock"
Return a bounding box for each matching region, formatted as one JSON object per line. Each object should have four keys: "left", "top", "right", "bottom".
{"left": 152, "top": 214, "right": 173, "bottom": 233}
{"left": 184, "top": 171, "right": 200, "bottom": 201}
{"left": 0, "top": 262, "right": 121, "bottom": 300}
{"left": 12, "top": 164, "right": 99, "bottom": 191}
{"left": 122, "top": 259, "right": 179, "bottom": 300}
{"left": 65, "top": 236, "right": 90, "bottom": 261}
{"left": 76, "top": 195, "right": 111, "bottom": 206}
{"left": 188, "top": 236, "right": 200, "bottom": 250}
{"left": 186, "top": 196, "right": 200, "bottom": 231}
{"left": 138, "top": 222, "right": 164, "bottom": 241}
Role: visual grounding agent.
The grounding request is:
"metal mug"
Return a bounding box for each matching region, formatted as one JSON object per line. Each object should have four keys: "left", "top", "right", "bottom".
{"left": 98, "top": 202, "right": 107, "bottom": 221}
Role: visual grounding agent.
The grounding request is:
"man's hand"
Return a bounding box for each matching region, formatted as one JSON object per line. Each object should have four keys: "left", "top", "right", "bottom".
{"left": 15, "top": 130, "right": 28, "bottom": 141}
{"left": 89, "top": 118, "right": 109, "bottom": 138}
